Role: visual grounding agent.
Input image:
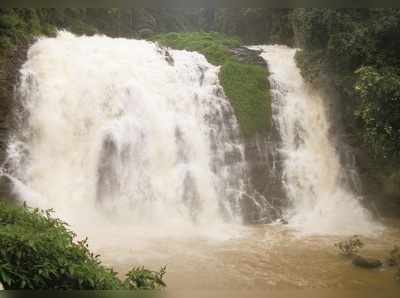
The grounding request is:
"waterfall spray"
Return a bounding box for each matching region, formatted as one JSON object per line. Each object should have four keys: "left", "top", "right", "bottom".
{"left": 6, "top": 32, "right": 247, "bottom": 241}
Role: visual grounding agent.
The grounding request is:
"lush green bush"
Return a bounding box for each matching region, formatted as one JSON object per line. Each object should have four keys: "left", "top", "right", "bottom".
{"left": 124, "top": 266, "right": 166, "bottom": 290}
{"left": 355, "top": 66, "right": 400, "bottom": 160}
{"left": 154, "top": 32, "right": 271, "bottom": 137}
{"left": 220, "top": 61, "right": 270, "bottom": 136}
{"left": 0, "top": 202, "right": 166, "bottom": 290}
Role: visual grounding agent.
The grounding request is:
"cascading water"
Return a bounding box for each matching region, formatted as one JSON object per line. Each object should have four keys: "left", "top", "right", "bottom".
{"left": 4, "top": 32, "right": 247, "bottom": 241}
{"left": 3, "top": 32, "right": 382, "bottom": 239}
{"left": 251, "top": 45, "right": 381, "bottom": 235}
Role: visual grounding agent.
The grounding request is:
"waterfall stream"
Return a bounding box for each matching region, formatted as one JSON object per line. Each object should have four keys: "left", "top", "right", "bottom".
{"left": 4, "top": 33, "right": 381, "bottom": 239}
{"left": 250, "top": 45, "right": 381, "bottom": 235}
{"left": 5, "top": 32, "right": 247, "bottom": 239}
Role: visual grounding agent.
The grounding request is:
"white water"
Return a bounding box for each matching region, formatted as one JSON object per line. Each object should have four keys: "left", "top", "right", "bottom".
{"left": 251, "top": 45, "right": 381, "bottom": 235}
{"left": 4, "top": 34, "right": 381, "bottom": 239}
{"left": 5, "top": 32, "right": 247, "bottom": 242}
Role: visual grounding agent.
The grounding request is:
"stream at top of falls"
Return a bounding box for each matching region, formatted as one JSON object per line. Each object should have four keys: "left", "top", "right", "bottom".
{"left": 2, "top": 33, "right": 399, "bottom": 294}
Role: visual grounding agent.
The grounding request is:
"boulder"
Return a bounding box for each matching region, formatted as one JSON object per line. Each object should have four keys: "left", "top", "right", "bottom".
{"left": 352, "top": 255, "right": 382, "bottom": 269}
{"left": 229, "top": 47, "right": 266, "bottom": 67}
{"left": 0, "top": 282, "right": 3, "bottom": 290}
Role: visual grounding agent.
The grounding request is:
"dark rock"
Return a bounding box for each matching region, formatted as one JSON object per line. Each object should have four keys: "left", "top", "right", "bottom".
{"left": 352, "top": 255, "right": 382, "bottom": 269}
{"left": 240, "top": 132, "right": 287, "bottom": 224}
{"left": 164, "top": 50, "right": 174, "bottom": 66}
{"left": 278, "top": 218, "right": 288, "bottom": 225}
{"left": 229, "top": 47, "right": 267, "bottom": 67}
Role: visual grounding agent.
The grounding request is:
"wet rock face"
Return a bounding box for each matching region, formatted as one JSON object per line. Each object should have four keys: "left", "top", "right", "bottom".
{"left": 227, "top": 46, "right": 286, "bottom": 224}
{"left": 240, "top": 132, "right": 286, "bottom": 224}
{"left": 0, "top": 43, "right": 30, "bottom": 200}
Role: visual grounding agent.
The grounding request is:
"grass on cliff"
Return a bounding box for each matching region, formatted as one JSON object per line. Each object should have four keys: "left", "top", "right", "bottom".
{"left": 220, "top": 61, "right": 271, "bottom": 136}
{"left": 0, "top": 201, "right": 166, "bottom": 290}
{"left": 153, "top": 32, "right": 271, "bottom": 137}
{"left": 153, "top": 31, "right": 240, "bottom": 65}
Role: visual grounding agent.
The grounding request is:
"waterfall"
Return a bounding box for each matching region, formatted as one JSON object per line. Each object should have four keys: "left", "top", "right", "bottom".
{"left": 4, "top": 32, "right": 382, "bottom": 239}
{"left": 251, "top": 45, "right": 381, "bottom": 235}
{"left": 5, "top": 32, "right": 247, "bottom": 239}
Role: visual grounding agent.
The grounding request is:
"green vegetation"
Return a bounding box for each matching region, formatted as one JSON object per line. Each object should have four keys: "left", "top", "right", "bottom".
{"left": 0, "top": 8, "right": 294, "bottom": 52}
{"left": 154, "top": 32, "right": 271, "bottom": 137}
{"left": 125, "top": 266, "right": 166, "bottom": 290}
{"left": 0, "top": 202, "right": 166, "bottom": 290}
{"left": 354, "top": 66, "right": 400, "bottom": 160}
{"left": 153, "top": 32, "right": 240, "bottom": 65}
{"left": 220, "top": 61, "right": 271, "bottom": 136}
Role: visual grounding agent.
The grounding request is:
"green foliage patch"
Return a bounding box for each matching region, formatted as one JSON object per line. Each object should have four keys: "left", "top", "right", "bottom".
{"left": 124, "top": 266, "right": 166, "bottom": 290}
{"left": 354, "top": 66, "right": 400, "bottom": 160}
{"left": 154, "top": 32, "right": 271, "bottom": 137}
{"left": 0, "top": 202, "right": 166, "bottom": 290}
{"left": 153, "top": 32, "right": 240, "bottom": 65}
{"left": 220, "top": 61, "right": 271, "bottom": 136}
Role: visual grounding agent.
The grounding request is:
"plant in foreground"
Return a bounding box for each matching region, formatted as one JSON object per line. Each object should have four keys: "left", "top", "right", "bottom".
{"left": 0, "top": 201, "right": 166, "bottom": 290}
{"left": 124, "top": 266, "right": 166, "bottom": 290}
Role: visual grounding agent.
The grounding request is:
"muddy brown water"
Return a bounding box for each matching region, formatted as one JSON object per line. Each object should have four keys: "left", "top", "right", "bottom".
{"left": 94, "top": 219, "right": 400, "bottom": 297}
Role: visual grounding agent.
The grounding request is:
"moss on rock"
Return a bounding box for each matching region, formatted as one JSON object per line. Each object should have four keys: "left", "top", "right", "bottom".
{"left": 220, "top": 61, "right": 271, "bottom": 137}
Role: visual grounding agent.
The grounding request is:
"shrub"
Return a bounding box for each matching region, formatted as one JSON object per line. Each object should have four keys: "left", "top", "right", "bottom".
{"left": 124, "top": 266, "right": 166, "bottom": 290}
{"left": 354, "top": 66, "right": 400, "bottom": 160}
{"left": 334, "top": 235, "right": 364, "bottom": 256}
{"left": 0, "top": 202, "right": 166, "bottom": 290}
